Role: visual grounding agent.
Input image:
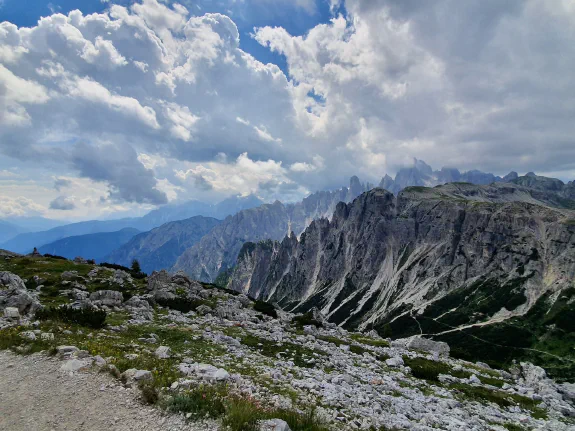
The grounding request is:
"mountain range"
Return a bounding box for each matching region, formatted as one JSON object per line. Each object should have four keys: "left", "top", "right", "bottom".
{"left": 171, "top": 176, "right": 370, "bottom": 281}
{"left": 37, "top": 228, "right": 141, "bottom": 262}
{"left": 0, "top": 194, "right": 262, "bottom": 254}
{"left": 104, "top": 216, "right": 221, "bottom": 274}
{"left": 225, "top": 178, "right": 575, "bottom": 378}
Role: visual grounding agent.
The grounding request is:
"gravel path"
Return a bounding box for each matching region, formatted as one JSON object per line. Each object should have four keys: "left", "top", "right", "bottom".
{"left": 0, "top": 351, "right": 218, "bottom": 431}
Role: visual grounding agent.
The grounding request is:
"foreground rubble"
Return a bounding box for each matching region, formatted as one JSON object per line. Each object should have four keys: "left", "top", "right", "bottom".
{"left": 1, "top": 261, "right": 575, "bottom": 430}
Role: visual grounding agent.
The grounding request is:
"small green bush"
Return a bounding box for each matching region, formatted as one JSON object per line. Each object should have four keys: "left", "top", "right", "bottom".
{"left": 156, "top": 297, "right": 202, "bottom": 313}
{"left": 168, "top": 385, "right": 226, "bottom": 419}
{"left": 222, "top": 397, "right": 262, "bottom": 431}
{"left": 139, "top": 381, "right": 159, "bottom": 404}
{"left": 292, "top": 312, "right": 322, "bottom": 328}
{"left": 42, "top": 254, "right": 67, "bottom": 260}
{"left": 403, "top": 356, "right": 451, "bottom": 381}
{"left": 35, "top": 306, "right": 107, "bottom": 329}
{"left": 253, "top": 300, "right": 277, "bottom": 318}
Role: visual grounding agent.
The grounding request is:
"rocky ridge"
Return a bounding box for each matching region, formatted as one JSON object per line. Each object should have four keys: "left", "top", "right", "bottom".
{"left": 1, "top": 258, "right": 574, "bottom": 430}
{"left": 226, "top": 182, "right": 575, "bottom": 379}
{"left": 171, "top": 177, "right": 370, "bottom": 282}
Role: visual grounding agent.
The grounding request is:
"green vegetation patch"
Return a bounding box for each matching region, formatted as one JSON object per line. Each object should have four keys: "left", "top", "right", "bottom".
{"left": 253, "top": 300, "right": 278, "bottom": 318}
{"left": 241, "top": 334, "right": 325, "bottom": 368}
{"left": 450, "top": 383, "right": 547, "bottom": 419}
{"left": 403, "top": 356, "right": 451, "bottom": 382}
{"left": 36, "top": 306, "right": 107, "bottom": 329}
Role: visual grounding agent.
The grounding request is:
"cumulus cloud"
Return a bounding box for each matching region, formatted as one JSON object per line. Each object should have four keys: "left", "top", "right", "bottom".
{"left": 0, "top": 196, "right": 44, "bottom": 217}
{"left": 53, "top": 178, "right": 72, "bottom": 191}
{"left": 49, "top": 195, "right": 76, "bottom": 210}
{"left": 175, "top": 152, "right": 307, "bottom": 200}
{"left": 1, "top": 0, "right": 574, "bottom": 217}
{"left": 70, "top": 142, "right": 168, "bottom": 205}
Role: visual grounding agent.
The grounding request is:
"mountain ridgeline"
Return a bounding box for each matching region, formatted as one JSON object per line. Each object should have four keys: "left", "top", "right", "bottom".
{"left": 37, "top": 228, "right": 140, "bottom": 262}
{"left": 171, "top": 176, "right": 370, "bottom": 281}
{"left": 226, "top": 181, "right": 575, "bottom": 379}
{"left": 0, "top": 194, "right": 263, "bottom": 254}
{"left": 104, "top": 216, "right": 221, "bottom": 274}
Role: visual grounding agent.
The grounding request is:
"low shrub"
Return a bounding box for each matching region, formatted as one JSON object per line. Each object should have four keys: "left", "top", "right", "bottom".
{"left": 43, "top": 254, "right": 68, "bottom": 260}
{"left": 99, "top": 262, "right": 147, "bottom": 279}
{"left": 99, "top": 262, "right": 131, "bottom": 272}
{"left": 139, "top": 381, "right": 159, "bottom": 405}
{"left": 156, "top": 297, "right": 203, "bottom": 313}
{"left": 35, "top": 306, "right": 107, "bottom": 329}
{"left": 292, "top": 312, "right": 322, "bottom": 328}
{"left": 403, "top": 356, "right": 451, "bottom": 382}
{"left": 253, "top": 300, "right": 277, "bottom": 318}
{"left": 167, "top": 385, "right": 226, "bottom": 419}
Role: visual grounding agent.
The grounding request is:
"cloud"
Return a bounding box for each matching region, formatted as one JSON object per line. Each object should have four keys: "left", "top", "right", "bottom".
{"left": 49, "top": 195, "right": 76, "bottom": 210}
{"left": 70, "top": 142, "right": 168, "bottom": 205}
{"left": 1, "top": 0, "right": 575, "bottom": 218}
{"left": 175, "top": 152, "right": 308, "bottom": 200}
{"left": 53, "top": 178, "right": 72, "bottom": 191}
{"left": 0, "top": 196, "right": 44, "bottom": 217}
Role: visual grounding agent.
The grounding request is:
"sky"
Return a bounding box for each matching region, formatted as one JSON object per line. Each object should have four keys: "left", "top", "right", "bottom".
{"left": 1, "top": 0, "right": 574, "bottom": 221}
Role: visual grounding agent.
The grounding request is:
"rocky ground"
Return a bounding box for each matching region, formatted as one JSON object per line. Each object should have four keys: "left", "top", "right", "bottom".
{"left": 1, "top": 255, "right": 575, "bottom": 430}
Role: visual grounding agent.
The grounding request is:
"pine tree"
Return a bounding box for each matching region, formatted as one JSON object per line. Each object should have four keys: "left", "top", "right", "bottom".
{"left": 131, "top": 259, "right": 141, "bottom": 273}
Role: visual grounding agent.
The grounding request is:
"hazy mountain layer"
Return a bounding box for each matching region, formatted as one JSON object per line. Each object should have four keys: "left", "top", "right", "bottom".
{"left": 379, "top": 159, "right": 518, "bottom": 194}
{"left": 1, "top": 195, "right": 262, "bottom": 254}
{"left": 104, "top": 216, "right": 221, "bottom": 274}
{"left": 38, "top": 228, "right": 140, "bottom": 262}
{"left": 172, "top": 177, "right": 369, "bottom": 281}
{"left": 0, "top": 220, "right": 27, "bottom": 244}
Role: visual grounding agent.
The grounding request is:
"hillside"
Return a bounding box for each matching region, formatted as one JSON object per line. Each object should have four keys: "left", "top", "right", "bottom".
{"left": 0, "top": 256, "right": 573, "bottom": 430}
{"left": 227, "top": 182, "right": 575, "bottom": 380}
{"left": 2, "top": 195, "right": 262, "bottom": 254}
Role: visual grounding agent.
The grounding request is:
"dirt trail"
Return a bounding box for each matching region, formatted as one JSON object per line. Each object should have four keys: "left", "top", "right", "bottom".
{"left": 0, "top": 351, "right": 217, "bottom": 431}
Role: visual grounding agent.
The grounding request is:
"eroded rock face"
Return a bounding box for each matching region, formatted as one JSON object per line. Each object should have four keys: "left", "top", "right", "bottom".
{"left": 228, "top": 185, "right": 575, "bottom": 333}
{"left": 403, "top": 336, "right": 450, "bottom": 357}
{"left": 89, "top": 290, "right": 123, "bottom": 307}
{"left": 0, "top": 271, "right": 41, "bottom": 315}
{"left": 172, "top": 177, "right": 370, "bottom": 282}
{"left": 147, "top": 269, "right": 202, "bottom": 302}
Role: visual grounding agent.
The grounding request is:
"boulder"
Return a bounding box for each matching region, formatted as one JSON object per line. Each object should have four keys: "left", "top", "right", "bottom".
{"left": 121, "top": 369, "right": 153, "bottom": 385}
{"left": 196, "top": 305, "right": 213, "bottom": 315}
{"left": 237, "top": 294, "right": 252, "bottom": 307}
{"left": 558, "top": 383, "right": 575, "bottom": 402}
{"left": 178, "top": 362, "right": 230, "bottom": 382}
{"left": 401, "top": 336, "right": 450, "bottom": 357}
{"left": 155, "top": 346, "right": 171, "bottom": 359}
{"left": 124, "top": 296, "right": 151, "bottom": 309}
{"left": 21, "top": 331, "right": 36, "bottom": 340}
{"left": 0, "top": 271, "right": 42, "bottom": 315}
{"left": 3, "top": 307, "right": 19, "bottom": 319}
{"left": 89, "top": 290, "right": 123, "bottom": 307}
{"left": 61, "top": 271, "right": 79, "bottom": 280}
{"left": 386, "top": 357, "right": 404, "bottom": 368}
{"left": 60, "top": 359, "right": 92, "bottom": 373}
{"left": 259, "top": 419, "right": 291, "bottom": 431}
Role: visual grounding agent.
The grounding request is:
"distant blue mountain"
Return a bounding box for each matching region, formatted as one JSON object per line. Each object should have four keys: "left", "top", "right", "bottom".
{"left": 3, "top": 216, "right": 68, "bottom": 232}
{"left": 105, "top": 216, "right": 221, "bottom": 273}
{"left": 38, "top": 228, "right": 141, "bottom": 262}
{"left": 2, "top": 194, "right": 263, "bottom": 253}
{"left": 0, "top": 220, "right": 28, "bottom": 243}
